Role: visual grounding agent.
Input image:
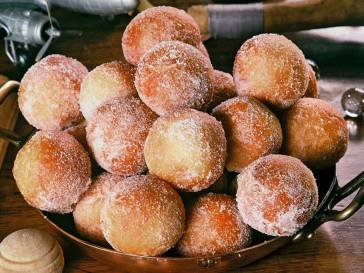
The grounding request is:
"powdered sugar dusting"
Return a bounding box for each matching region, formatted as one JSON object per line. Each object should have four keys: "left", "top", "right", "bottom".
{"left": 100, "top": 175, "right": 185, "bottom": 256}
{"left": 236, "top": 154, "right": 318, "bottom": 236}
{"left": 135, "top": 41, "right": 213, "bottom": 116}
{"left": 207, "top": 70, "right": 237, "bottom": 110}
{"left": 80, "top": 61, "right": 137, "bottom": 120}
{"left": 282, "top": 98, "right": 348, "bottom": 168}
{"left": 233, "top": 34, "right": 309, "bottom": 110}
{"left": 86, "top": 97, "right": 157, "bottom": 175}
{"left": 122, "top": 6, "right": 201, "bottom": 65}
{"left": 13, "top": 130, "right": 91, "bottom": 214}
{"left": 18, "top": 54, "right": 88, "bottom": 130}
{"left": 177, "top": 193, "right": 252, "bottom": 257}
{"left": 212, "top": 96, "right": 282, "bottom": 172}
{"left": 144, "top": 109, "right": 227, "bottom": 192}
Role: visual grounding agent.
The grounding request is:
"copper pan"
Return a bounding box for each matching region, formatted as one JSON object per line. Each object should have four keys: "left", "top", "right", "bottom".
{"left": 1, "top": 80, "right": 364, "bottom": 273}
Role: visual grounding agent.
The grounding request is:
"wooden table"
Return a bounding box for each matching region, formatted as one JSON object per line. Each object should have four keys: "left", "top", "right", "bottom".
{"left": 1, "top": 2, "right": 364, "bottom": 273}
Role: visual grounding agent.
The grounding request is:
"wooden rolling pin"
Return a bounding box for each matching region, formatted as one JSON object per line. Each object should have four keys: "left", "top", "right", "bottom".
{"left": 188, "top": 0, "right": 364, "bottom": 38}
{"left": 0, "top": 76, "right": 19, "bottom": 169}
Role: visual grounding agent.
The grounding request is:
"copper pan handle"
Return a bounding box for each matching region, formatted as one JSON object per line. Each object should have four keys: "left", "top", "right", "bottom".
{"left": 293, "top": 171, "right": 364, "bottom": 242}
{"left": 0, "top": 78, "right": 23, "bottom": 147}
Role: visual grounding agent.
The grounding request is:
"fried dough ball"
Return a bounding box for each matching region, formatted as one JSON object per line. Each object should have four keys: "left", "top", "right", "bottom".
{"left": 144, "top": 109, "right": 227, "bottom": 192}
{"left": 86, "top": 97, "right": 157, "bottom": 175}
{"left": 212, "top": 96, "right": 282, "bottom": 172}
{"left": 122, "top": 6, "right": 201, "bottom": 65}
{"left": 100, "top": 175, "right": 185, "bottom": 256}
{"left": 208, "top": 70, "right": 237, "bottom": 110}
{"left": 304, "top": 64, "right": 319, "bottom": 98}
{"left": 73, "top": 173, "right": 124, "bottom": 245}
{"left": 79, "top": 61, "right": 137, "bottom": 120}
{"left": 177, "top": 193, "right": 252, "bottom": 257}
{"left": 236, "top": 154, "right": 318, "bottom": 236}
{"left": 135, "top": 41, "right": 213, "bottom": 115}
{"left": 18, "top": 54, "right": 87, "bottom": 130}
{"left": 233, "top": 34, "right": 309, "bottom": 109}
{"left": 13, "top": 131, "right": 91, "bottom": 214}
{"left": 282, "top": 98, "right": 348, "bottom": 169}
{"left": 64, "top": 121, "right": 88, "bottom": 151}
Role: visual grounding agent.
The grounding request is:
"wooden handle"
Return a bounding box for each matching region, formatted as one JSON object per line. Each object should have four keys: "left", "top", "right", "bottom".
{"left": 264, "top": 0, "right": 364, "bottom": 32}
{"left": 188, "top": 0, "right": 364, "bottom": 38}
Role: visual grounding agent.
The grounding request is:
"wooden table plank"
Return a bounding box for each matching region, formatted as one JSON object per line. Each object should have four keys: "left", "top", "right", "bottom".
{"left": 0, "top": 2, "right": 363, "bottom": 273}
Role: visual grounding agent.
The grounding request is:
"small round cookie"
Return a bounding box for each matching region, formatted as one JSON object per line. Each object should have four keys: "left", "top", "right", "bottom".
{"left": 100, "top": 175, "right": 185, "bottom": 256}
{"left": 208, "top": 70, "right": 237, "bottom": 110}
{"left": 212, "top": 96, "right": 282, "bottom": 172}
{"left": 233, "top": 34, "right": 309, "bottom": 109}
{"left": 177, "top": 193, "right": 252, "bottom": 257}
{"left": 236, "top": 154, "right": 319, "bottom": 236}
{"left": 144, "top": 109, "right": 227, "bottom": 192}
{"left": 282, "top": 98, "right": 348, "bottom": 169}
{"left": 86, "top": 97, "right": 157, "bottom": 175}
{"left": 304, "top": 64, "right": 319, "bottom": 98}
{"left": 13, "top": 130, "right": 91, "bottom": 214}
{"left": 79, "top": 61, "right": 137, "bottom": 120}
{"left": 0, "top": 229, "right": 64, "bottom": 273}
{"left": 18, "top": 54, "right": 88, "bottom": 130}
{"left": 135, "top": 41, "right": 213, "bottom": 115}
{"left": 73, "top": 173, "right": 124, "bottom": 245}
{"left": 122, "top": 6, "right": 201, "bottom": 65}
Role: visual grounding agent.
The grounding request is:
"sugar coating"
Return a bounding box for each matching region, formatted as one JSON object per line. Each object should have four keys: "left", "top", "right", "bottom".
{"left": 212, "top": 96, "right": 282, "bottom": 173}
{"left": 18, "top": 54, "right": 88, "bottom": 130}
{"left": 122, "top": 6, "right": 201, "bottom": 65}
{"left": 86, "top": 97, "right": 157, "bottom": 175}
{"left": 73, "top": 172, "right": 125, "bottom": 245}
{"left": 197, "top": 42, "right": 210, "bottom": 59}
{"left": 177, "top": 193, "right": 252, "bottom": 257}
{"left": 233, "top": 34, "right": 309, "bottom": 110}
{"left": 304, "top": 64, "right": 319, "bottom": 98}
{"left": 13, "top": 131, "right": 91, "bottom": 214}
{"left": 236, "top": 154, "right": 319, "bottom": 236}
{"left": 282, "top": 98, "right": 348, "bottom": 169}
{"left": 144, "top": 109, "right": 227, "bottom": 192}
{"left": 65, "top": 121, "right": 88, "bottom": 151}
{"left": 79, "top": 61, "right": 137, "bottom": 120}
{"left": 207, "top": 70, "right": 237, "bottom": 110}
{"left": 100, "top": 175, "right": 185, "bottom": 256}
{"left": 135, "top": 41, "right": 213, "bottom": 116}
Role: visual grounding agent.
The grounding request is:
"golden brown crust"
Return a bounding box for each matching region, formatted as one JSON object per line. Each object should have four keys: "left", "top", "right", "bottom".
{"left": 100, "top": 175, "right": 185, "bottom": 256}
{"left": 13, "top": 131, "right": 91, "bottom": 214}
{"left": 144, "top": 109, "right": 227, "bottom": 192}
{"left": 177, "top": 193, "right": 252, "bottom": 257}
{"left": 122, "top": 6, "right": 201, "bottom": 65}
{"left": 135, "top": 41, "right": 213, "bottom": 116}
{"left": 18, "top": 54, "right": 87, "bottom": 130}
{"left": 282, "top": 98, "right": 348, "bottom": 169}
{"left": 304, "top": 64, "right": 319, "bottom": 98}
{"left": 212, "top": 96, "right": 282, "bottom": 172}
{"left": 237, "top": 154, "right": 318, "bottom": 236}
{"left": 233, "top": 34, "right": 309, "bottom": 110}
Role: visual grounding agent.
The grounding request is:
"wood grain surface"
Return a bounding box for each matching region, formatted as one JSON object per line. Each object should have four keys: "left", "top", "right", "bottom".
{"left": 0, "top": 1, "right": 364, "bottom": 273}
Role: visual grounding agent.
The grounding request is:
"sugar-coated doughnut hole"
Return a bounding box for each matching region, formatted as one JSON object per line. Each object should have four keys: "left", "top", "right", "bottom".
{"left": 144, "top": 109, "right": 227, "bottom": 192}
{"left": 65, "top": 121, "right": 88, "bottom": 151}
{"left": 212, "top": 96, "right": 282, "bottom": 173}
{"left": 18, "top": 54, "right": 88, "bottom": 130}
{"left": 233, "top": 34, "right": 309, "bottom": 109}
{"left": 13, "top": 131, "right": 91, "bottom": 214}
{"left": 73, "top": 173, "right": 124, "bottom": 245}
{"left": 304, "top": 64, "right": 319, "bottom": 98}
{"left": 100, "top": 175, "right": 185, "bottom": 256}
{"left": 236, "top": 154, "right": 318, "bottom": 236}
{"left": 135, "top": 41, "right": 213, "bottom": 116}
{"left": 177, "top": 193, "right": 252, "bottom": 257}
{"left": 282, "top": 98, "right": 348, "bottom": 169}
{"left": 122, "top": 6, "right": 201, "bottom": 65}
{"left": 208, "top": 70, "right": 237, "bottom": 110}
{"left": 87, "top": 97, "right": 157, "bottom": 175}
{"left": 79, "top": 61, "right": 137, "bottom": 120}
